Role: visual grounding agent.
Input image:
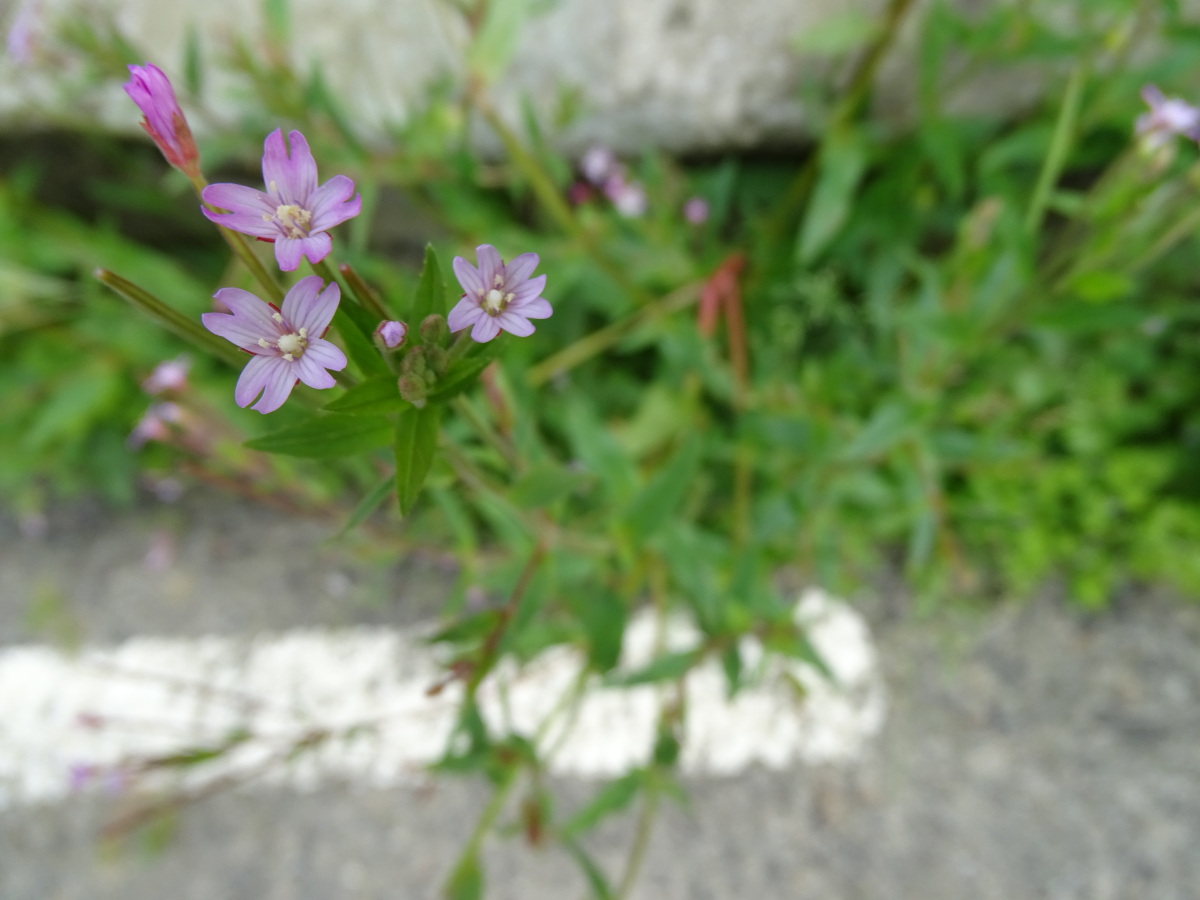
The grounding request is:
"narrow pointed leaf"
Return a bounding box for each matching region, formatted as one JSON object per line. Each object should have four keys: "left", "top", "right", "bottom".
{"left": 395, "top": 402, "right": 442, "bottom": 514}
{"left": 244, "top": 415, "right": 392, "bottom": 458}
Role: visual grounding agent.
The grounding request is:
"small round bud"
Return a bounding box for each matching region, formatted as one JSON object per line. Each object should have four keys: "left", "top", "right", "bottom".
{"left": 424, "top": 346, "right": 449, "bottom": 376}
{"left": 419, "top": 314, "right": 449, "bottom": 346}
{"left": 401, "top": 346, "right": 428, "bottom": 378}
{"left": 397, "top": 373, "right": 428, "bottom": 407}
{"left": 374, "top": 320, "right": 408, "bottom": 352}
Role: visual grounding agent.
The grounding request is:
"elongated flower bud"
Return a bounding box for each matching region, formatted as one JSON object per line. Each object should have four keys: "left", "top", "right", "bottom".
{"left": 123, "top": 64, "right": 200, "bottom": 179}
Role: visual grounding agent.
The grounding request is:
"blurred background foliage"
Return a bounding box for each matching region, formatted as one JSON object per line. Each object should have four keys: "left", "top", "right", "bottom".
{"left": 2, "top": 0, "right": 1200, "bottom": 608}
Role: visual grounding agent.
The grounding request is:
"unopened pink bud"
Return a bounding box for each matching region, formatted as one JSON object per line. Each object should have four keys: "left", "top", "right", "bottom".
{"left": 123, "top": 63, "right": 200, "bottom": 178}
{"left": 374, "top": 320, "right": 408, "bottom": 351}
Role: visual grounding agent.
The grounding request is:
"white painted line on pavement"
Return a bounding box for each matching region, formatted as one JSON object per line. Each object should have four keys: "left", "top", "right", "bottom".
{"left": 0, "top": 588, "right": 884, "bottom": 809}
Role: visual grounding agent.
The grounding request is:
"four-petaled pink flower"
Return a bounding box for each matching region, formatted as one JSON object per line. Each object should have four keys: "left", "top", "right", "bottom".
{"left": 123, "top": 63, "right": 201, "bottom": 179}
{"left": 201, "top": 129, "right": 362, "bottom": 272}
{"left": 201, "top": 275, "right": 346, "bottom": 413}
{"left": 449, "top": 245, "right": 552, "bottom": 343}
{"left": 1136, "top": 85, "right": 1200, "bottom": 150}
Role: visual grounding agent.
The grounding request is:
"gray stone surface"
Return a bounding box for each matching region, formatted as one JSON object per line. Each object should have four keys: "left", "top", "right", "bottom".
{"left": 0, "top": 0, "right": 1148, "bottom": 154}
{"left": 1, "top": 494, "right": 1199, "bottom": 898}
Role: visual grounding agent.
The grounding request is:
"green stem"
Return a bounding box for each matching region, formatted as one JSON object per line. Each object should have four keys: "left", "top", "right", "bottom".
{"left": 94, "top": 269, "right": 245, "bottom": 368}
{"left": 453, "top": 395, "right": 518, "bottom": 469}
{"left": 311, "top": 258, "right": 391, "bottom": 321}
{"left": 614, "top": 777, "right": 660, "bottom": 900}
{"left": 445, "top": 762, "right": 519, "bottom": 896}
{"left": 468, "top": 86, "right": 652, "bottom": 306}
{"left": 337, "top": 262, "right": 392, "bottom": 319}
{"left": 1025, "top": 64, "right": 1087, "bottom": 235}
{"left": 191, "top": 175, "right": 284, "bottom": 304}
{"left": 526, "top": 281, "right": 701, "bottom": 386}
{"left": 764, "top": 0, "right": 918, "bottom": 246}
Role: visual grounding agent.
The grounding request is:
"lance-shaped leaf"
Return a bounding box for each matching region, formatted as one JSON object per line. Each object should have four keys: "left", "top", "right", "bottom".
{"left": 395, "top": 402, "right": 442, "bottom": 514}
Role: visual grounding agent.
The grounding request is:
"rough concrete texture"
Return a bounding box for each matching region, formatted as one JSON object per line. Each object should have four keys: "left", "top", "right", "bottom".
{"left": 1, "top": 494, "right": 1198, "bottom": 899}
{"left": 0, "top": 0, "right": 1152, "bottom": 154}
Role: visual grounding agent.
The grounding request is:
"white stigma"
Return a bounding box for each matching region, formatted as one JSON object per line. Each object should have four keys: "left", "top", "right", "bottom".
{"left": 275, "top": 204, "right": 313, "bottom": 239}
{"left": 276, "top": 332, "right": 306, "bottom": 360}
{"left": 484, "top": 288, "right": 506, "bottom": 314}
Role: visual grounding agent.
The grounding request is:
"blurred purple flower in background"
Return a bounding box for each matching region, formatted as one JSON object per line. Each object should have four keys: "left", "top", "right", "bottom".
{"left": 5, "top": 0, "right": 42, "bottom": 65}
{"left": 201, "top": 275, "right": 346, "bottom": 413}
{"left": 201, "top": 129, "right": 361, "bottom": 271}
{"left": 142, "top": 355, "right": 191, "bottom": 395}
{"left": 449, "top": 245, "right": 552, "bottom": 342}
{"left": 123, "top": 63, "right": 201, "bottom": 178}
{"left": 577, "top": 143, "right": 647, "bottom": 218}
{"left": 683, "top": 197, "right": 710, "bottom": 225}
{"left": 1136, "top": 85, "right": 1200, "bottom": 150}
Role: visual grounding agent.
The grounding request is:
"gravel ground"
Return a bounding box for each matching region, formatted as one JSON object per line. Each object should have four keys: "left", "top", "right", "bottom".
{"left": 1, "top": 495, "right": 1198, "bottom": 899}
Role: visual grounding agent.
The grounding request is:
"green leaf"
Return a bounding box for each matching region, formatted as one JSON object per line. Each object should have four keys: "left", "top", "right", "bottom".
{"left": 333, "top": 304, "right": 390, "bottom": 377}
{"left": 323, "top": 374, "right": 405, "bottom": 416}
{"left": 562, "top": 401, "right": 638, "bottom": 501}
{"left": 428, "top": 609, "right": 505, "bottom": 647}
{"left": 412, "top": 243, "right": 448, "bottom": 323}
{"left": 182, "top": 26, "right": 204, "bottom": 97}
{"left": 796, "top": 129, "right": 868, "bottom": 265}
{"left": 606, "top": 649, "right": 702, "bottom": 687}
{"left": 839, "top": 403, "right": 913, "bottom": 461}
{"left": 467, "top": 0, "right": 537, "bottom": 82}
{"left": 573, "top": 587, "right": 627, "bottom": 673}
{"left": 621, "top": 435, "right": 703, "bottom": 541}
{"left": 444, "top": 853, "right": 483, "bottom": 900}
{"left": 510, "top": 463, "right": 589, "bottom": 510}
{"left": 560, "top": 770, "right": 644, "bottom": 838}
{"left": 428, "top": 354, "right": 496, "bottom": 402}
{"left": 332, "top": 474, "right": 396, "bottom": 539}
{"left": 559, "top": 836, "right": 615, "bottom": 900}
{"left": 395, "top": 402, "right": 442, "bottom": 514}
{"left": 791, "top": 9, "right": 878, "bottom": 55}
{"left": 243, "top": 415, "right": 392, "bottom": 458}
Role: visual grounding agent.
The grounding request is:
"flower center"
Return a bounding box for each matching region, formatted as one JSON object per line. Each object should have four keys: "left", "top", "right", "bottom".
{"left": 260, "top": 326, "right": 310, "bottom": 361}
{"left": 275, "top": 204, "right": 313, "bottom": 239}
{"left": 484, "top": 288, "right": 506, "bottom": 313}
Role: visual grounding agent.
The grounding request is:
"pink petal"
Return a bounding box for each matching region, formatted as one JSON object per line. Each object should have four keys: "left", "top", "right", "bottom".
{"left": 303, "top": 339, "right": 347, "bottom": 371}
{"left": 274, "top": 237, "right": 305, "bottom": 272}
{"left": 297, "top": 233, "right": 333, "bottom": 266}
{"left": 475, "top": 245, "right": 502, "bottom": 289}
{"left": 295, "top": 354, "right": 338, "bottom": 389}
{"left": 212, "top": 288, "right": 280, "bottom": 333}
{"left": 262, "top": 129, "right": 318, "bottom": 206}
{"left": 497, "top": 312, "right": 535, "bottom": 337}
{"left": 509, "top": 274, "right": 547, "bottom": 303}
{"left": 504, "top": 252, "right": 539, "bottom": 284}
{"left": 202, "top": 182, "right": 276, "bottom": 218}
{"left": 235, "top": 355, "right": 295, "bottom": 412}
{"left": 447, "top": 296, "right": 483, "bottom": 333}
{"left": 202, "top": 312, "right": 270, "bottom": 352}
{"left": 282, "top": 277, "right": 340, "bottom": 334}
{"left": 508, "top": 296, "right": 552, "bottom": 320}
{"left": 308, "top": 176, "right": 361, "bottom": 229}
{"left": 470, "top": 315, "right": 502, "bottom": 343}
{"left": 452, "top": 257, "right": 485, "bottom": 296}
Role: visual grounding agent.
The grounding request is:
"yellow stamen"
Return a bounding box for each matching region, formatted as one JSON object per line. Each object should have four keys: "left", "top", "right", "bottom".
{"left": 275, "top": 204, "right": 313, "bottom": 239}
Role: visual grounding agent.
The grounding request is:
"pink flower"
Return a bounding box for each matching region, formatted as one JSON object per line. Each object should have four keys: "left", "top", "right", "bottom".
{"left": 1136, "top": 85, "right": 1200, "bottom": 150}
{"left": 449, "top": 245, "right": 552, "bottom": 343}
{"left": 201, "top": 129, "right": 361, "bottom": 272}
{"left": 374, "top": 320, "right": 408, "bottom": 350}
{"left": 604, "top": 176, "right": 647, "bottom": 218}
{"left": 123, "top": 64, "right": 201, "bottom": 178}
{"left": 201, "top": 275, "right": 346, "bottom": 413}
{"left": 142, "top": 355, "right": 191, "bottom": 394}
{"left": 683, "top": 197, "right": 710, "bottom": 225}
